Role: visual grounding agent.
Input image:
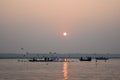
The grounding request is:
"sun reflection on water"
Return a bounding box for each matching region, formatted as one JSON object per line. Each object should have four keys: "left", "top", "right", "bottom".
{"left": 63, "top": 61, "right": 68, "bottom": 80}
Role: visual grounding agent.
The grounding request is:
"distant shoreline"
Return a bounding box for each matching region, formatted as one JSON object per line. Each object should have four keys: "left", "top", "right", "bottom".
{"left": 0, "top": 53, "right": 120, "bottom": 59}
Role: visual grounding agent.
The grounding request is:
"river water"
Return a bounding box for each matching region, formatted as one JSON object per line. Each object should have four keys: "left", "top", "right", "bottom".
{"left": 0, "top": 59, "right": 120, "bottom": 80}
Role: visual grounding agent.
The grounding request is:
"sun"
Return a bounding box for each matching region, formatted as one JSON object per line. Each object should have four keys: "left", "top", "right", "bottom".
{"left": 63, "top": 32, "right": 67, "bottom": 36}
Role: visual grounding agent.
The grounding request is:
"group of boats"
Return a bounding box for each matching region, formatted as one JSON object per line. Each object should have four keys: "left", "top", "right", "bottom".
{"left": 28, "top": 56, "right": 109, "bottom": 62}
{"left": 29, "top": 57, "right": 59, "bottom": 62}
{"left": 80, "top": 57, "right": 109, "bottom": 61}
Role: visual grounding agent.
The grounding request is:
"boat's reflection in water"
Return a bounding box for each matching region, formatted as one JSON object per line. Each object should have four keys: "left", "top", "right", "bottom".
{"left": 63, "top": 61, "right": 68, "bottom": 80}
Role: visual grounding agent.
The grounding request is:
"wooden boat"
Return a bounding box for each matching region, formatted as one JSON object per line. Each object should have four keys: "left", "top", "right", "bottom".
{"left": 95, "top": 57, "right": 109, "bottom": 60}
{"left": 79, "top": 57, "right": 92, "bottom": 61}
{"left": 29, "top": 59, "right": 54, "bottom": 62}
{"left": 29, "top": 57, "right": 55, "bottom": 62}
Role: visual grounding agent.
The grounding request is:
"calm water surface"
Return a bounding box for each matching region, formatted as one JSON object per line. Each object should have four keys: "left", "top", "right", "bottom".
{"left": 0, "top": 59, "right": 120, "bottom": 80}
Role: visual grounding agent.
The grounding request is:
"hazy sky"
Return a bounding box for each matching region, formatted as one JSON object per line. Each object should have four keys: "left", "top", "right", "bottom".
{"left": 0, "top": 0, "right": 120, "bottom": 53}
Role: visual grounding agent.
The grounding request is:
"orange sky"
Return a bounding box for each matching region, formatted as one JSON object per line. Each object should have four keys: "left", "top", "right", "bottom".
{"left": 0, "top": 0, "right": 120, "bottom": 53}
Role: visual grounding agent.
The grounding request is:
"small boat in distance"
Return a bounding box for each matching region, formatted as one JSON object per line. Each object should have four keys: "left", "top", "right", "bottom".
{"left": 29, "top": 57, "right": 57, "bottom": 62}
{"left": 79, "top": 57, "right": 92, "bottom": 61}
{"left": 95, "top": 57, "right": 109, "bottom": 62}
{"left": 95, "top": 57, "right": 109, "bottom": 60}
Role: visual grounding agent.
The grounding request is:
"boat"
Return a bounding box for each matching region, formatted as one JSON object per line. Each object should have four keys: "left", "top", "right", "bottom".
{"left": 79, "top": 57, "right": 92, "bottom": 61}
{"left": 95, "top": 57, "right": 109, "bottom": 62}
{"left": 29, "top": 57, "right": 58, "bottom": 62}
{"left": 95, "top": 57, "right": 109, "bottom": 60}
